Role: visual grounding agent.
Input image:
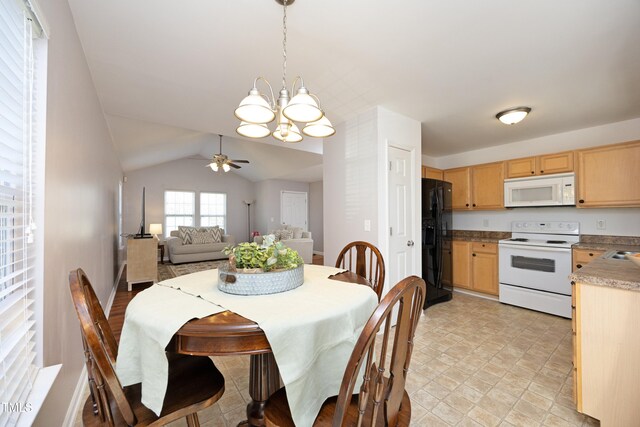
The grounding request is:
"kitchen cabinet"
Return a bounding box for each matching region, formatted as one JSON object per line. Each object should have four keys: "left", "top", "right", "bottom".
{"left": 576, "top": 140, "right": 640, "bottom": 208}
{"left": 572, "top": 248, "right": 605, "bottom": 272}
{"left": 421, "top": 166, "right": 444, "bottom": 180}
{"left": 452, "top": 241, "right": 498, "bottom": 295}
{"left": 573, "top": 282, "right": 640, "bottom": 425}
{"left": 443, "top": 168, "right": 471, "bottom": 210}
{"left": 444, "top": 162, "right": 504, "bottom": 210}
{"left": 506, "top": 151, "right": 575, "bottom": 178}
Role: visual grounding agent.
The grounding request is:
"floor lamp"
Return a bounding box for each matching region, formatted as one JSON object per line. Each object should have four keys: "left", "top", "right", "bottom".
{"left": 243, "top": 200, "right": 253, "bottom": 242}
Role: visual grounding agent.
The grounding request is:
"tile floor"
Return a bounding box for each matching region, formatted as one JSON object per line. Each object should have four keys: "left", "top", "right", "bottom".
{"left": 77, "top": 292, "right": 599, "bottom": 426}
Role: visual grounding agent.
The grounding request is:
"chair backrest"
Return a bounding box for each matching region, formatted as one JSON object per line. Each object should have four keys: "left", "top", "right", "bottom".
{"left": 69, "top": 268, "right": 136, "bottom": 426}
{"left": 332, "top": 276, "right": 426, "bottom": 427}
{"left": 335, "top": 241, "right": 386, "bottom": 300}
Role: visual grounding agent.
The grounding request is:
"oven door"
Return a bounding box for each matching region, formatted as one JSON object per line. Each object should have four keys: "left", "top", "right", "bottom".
{"left": 499, "top": 243, "right": 572, "bottom": 295}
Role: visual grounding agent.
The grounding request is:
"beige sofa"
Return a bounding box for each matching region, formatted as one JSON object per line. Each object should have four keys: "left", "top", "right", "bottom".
{"left": 253, "top": 225, "right": 313, "bottom": 264}
{"left": 166, "top": 228, "right": 234, "bottom": 264}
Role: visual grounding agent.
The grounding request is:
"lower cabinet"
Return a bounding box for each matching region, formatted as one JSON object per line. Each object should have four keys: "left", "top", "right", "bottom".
{"left": 452, "top": 240, "right": 499, "bottom": 295}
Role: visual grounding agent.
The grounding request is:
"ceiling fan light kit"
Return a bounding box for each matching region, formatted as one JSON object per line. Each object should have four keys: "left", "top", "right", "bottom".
{"left": 207, "top": 134, "right": 250, "bottom": 173}
{"left": 234, "top": 0, "right": 335, "bottom": 142}
{"left": 496, "top": 107, "right": 532, "bottom": 125}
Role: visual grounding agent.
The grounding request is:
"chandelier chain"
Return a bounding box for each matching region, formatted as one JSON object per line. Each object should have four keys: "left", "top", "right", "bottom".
{"left": 282, "top": 0, "right": 287, "bottom": 89}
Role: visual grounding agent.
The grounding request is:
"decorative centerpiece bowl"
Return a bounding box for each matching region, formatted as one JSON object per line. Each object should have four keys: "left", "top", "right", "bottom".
{"left": 218, "top": 235, "right": 304, "bottom": 295}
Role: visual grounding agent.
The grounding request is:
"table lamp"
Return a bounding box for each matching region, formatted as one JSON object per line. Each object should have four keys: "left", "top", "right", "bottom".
{"left": 149, "top": 223, "right": 163, "bottom": 240}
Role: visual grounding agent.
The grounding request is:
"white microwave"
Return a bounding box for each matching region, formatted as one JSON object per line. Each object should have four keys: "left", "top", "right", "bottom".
{"left": 504, "top": 173, "right": 575, "bottom": 207}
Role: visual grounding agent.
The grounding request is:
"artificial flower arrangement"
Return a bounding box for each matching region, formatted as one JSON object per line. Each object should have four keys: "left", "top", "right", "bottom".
{"left": 222, "top": 234, "right": 303, "bottom": 272}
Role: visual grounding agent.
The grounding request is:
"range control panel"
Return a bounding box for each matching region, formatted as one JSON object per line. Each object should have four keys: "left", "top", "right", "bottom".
{"left": 511, "top": 221, "right": 580, "bottom": 235}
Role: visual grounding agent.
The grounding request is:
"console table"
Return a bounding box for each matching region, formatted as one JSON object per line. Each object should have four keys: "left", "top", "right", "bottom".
{"left": 126, "top": 237, "right": 158, "bottom": 291}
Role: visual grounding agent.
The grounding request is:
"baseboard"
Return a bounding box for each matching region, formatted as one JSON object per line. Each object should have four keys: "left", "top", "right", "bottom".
{"left": 453, "top": 288, "right": 499, "bottom": 301}
{"left": 63, "top": 261, "right": 124, "bottom": 427}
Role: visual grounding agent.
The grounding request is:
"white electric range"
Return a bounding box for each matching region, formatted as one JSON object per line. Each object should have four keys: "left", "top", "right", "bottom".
{"left": 498, "top": 221, "right": 579, "bottom": 318}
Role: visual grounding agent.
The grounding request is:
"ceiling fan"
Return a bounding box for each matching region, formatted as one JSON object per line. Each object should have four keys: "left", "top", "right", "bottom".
{"left": 206, "top": 134, "right": 250, "bottom": 172}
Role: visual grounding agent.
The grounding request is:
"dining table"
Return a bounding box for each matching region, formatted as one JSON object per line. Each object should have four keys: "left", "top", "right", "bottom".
{"left": 117, "top": 265, "right": 376, "bottom": 427}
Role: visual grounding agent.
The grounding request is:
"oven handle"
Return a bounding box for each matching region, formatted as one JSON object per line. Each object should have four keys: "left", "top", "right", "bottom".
{"left": 499, "top": 243, "right": 571, "bottom": 253}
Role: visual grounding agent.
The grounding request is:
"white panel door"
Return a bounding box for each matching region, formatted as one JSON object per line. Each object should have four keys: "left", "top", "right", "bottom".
{"left": 281, "top": 191, "right": 308, "bottom": 230}
{"left": 388, "top": 146, "right": 414, "bottom": 290}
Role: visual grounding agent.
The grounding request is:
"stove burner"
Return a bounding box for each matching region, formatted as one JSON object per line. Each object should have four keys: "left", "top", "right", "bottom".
{"left": 547, "top": 240, "right": 567, "bottom": 244}
{"left": 509, "top": 238, "right": 529, "bottom": 242}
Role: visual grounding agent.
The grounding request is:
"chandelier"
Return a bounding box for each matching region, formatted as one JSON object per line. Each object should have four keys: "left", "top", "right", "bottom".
{"left": 234, "top": 0, "right": 335, "bottom": 143}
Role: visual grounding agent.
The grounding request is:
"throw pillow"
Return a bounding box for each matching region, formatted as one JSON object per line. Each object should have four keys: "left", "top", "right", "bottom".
{"left": 192, "top": 230, "right": 214, "bottom": 244}
{"left": 210, "top": 226, "right": 222, "bottom": 243}
{"left": 178, "top": 226, "right": 197, "bottom": 244}
{"left": 291, "top": 227, "right": 303, "bottom": 239}
{"left": 279, "top": 229, "right": 294, "bottom": 240}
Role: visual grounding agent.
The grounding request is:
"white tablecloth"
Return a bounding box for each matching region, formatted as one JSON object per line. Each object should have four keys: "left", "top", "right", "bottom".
{"left": 116, "top": 265, "right": 378, "bottom": 427}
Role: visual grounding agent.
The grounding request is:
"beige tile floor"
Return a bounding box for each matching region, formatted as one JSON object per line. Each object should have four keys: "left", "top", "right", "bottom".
{"left": 77, "top": 293, "right": 599, "bottom": 426}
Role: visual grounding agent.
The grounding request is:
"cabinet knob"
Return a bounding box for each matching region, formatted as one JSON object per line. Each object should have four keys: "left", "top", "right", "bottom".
{"left": 589, "top": 253, "right": 594, "bottom": 257}
{"left": 540, "top": 170, "right": 544, "bottom": 174}
{"left": 472, "top": 203, "right": 476, "bottom": 207}
{"left": 472, "top": 253, "right": 476, "bottom": 257}
{"left": 531, "top": 171, "right": 535, "bottom": 174}
{"left": 466, "top": 203, "right": 469, "bottom": 207}
{"left": 482, "top": 244, "right": 485, "bottom": 247}
{"left": 578, "top": 199, "right": 585, "bottom": 204}
{"left": 576, "top": 264, "right": 582, "bottom": 269}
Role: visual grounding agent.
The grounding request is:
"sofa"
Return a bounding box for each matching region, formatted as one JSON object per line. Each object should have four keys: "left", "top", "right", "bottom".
{"left": 253, "top": 225, "right": 313, "bottom": 264}
{"left": 166, "top": 226, "right": 234, "bottom": 264}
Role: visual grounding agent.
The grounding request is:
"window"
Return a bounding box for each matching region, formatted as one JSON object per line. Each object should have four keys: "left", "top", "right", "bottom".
{"left": 200, "top": 193, "right": 226, "bottom": 230}
{"left": 164, "top": 191, "right": 195, "bottom": 237}
{"left": 0, "top": 0, "right": 46, "bottom": 424}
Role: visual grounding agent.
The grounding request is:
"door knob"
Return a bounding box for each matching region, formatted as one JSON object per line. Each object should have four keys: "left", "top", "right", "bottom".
{"left": 407, "top": 240, "right": 415, "bottom": 247}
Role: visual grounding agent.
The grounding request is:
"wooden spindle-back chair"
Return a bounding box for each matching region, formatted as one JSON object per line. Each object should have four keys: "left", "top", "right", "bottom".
{"left": 335, "top": 241, "right": 386, "bottom": 301}
{"left": 69, "top": 268, "right": 225, "bottom": 426}
{"left": 264, "top": 275, "right": 426, "bottom": 426}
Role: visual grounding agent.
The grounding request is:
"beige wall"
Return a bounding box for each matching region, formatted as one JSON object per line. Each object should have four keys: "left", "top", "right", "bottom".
{"left": 35, "top": 0, "right": 123, "bottom": 424}
{"left": 122, "top": 158, "right": 255, "bottom": 243}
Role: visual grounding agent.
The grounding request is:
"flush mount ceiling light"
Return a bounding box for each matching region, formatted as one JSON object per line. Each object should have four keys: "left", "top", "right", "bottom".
{"left": 496, "top": 107, "right": 532, "bottom": 125}
{"left": 206, "top": 134, "right": 249, "bottom": 173}
{"left": 234, "top": 0, "right": 335, "bottom": 142}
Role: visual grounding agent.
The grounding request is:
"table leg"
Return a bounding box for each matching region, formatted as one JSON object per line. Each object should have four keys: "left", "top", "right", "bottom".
{"left": 238, "top": 353, "right": 281, "bottom": 427}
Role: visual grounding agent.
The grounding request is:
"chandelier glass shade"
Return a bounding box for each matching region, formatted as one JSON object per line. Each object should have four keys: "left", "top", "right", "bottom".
{"left": 234, "top": 0, "right": 335, "bottom": 142}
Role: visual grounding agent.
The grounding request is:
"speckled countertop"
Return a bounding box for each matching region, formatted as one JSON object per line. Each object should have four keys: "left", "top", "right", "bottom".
{"left": 572, "top": 234, "right": 640, "bottom": 252}
{"left": 451, "top": 230, "right": 510, "bottom": 243}
{"left": 570, "top": 251, "right": 640, "bottom": 292}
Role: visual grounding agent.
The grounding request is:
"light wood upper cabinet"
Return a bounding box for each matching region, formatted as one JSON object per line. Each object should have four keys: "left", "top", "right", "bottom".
{"left": 421, "top": 166, "right": 444, "bottom": 180}
{"left": 506, "top": 151, "right": 574, "bottom": 178}
{"left": 577, "top": 140, "right": 640, "bottom": 208}
{"left": 471, "top": 162, "right": 504, "bottom": 210}
{"left": 538, "top": 151, "right": 574, "bottom": 175}
{"left": 506, "top": 157, "right": 536, "bottom": 178}
{"left": 443, "top": 167, "right": 472, "bottom": 210}
{"left": 452, "top": 241, "right": 471, "bottom": 289}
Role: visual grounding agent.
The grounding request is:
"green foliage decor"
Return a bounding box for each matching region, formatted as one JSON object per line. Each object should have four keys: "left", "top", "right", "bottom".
{"left": 223, "top": 235, "right": 303, "bottom": 272}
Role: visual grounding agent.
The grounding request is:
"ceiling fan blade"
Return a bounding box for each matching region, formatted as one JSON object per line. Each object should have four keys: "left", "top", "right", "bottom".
{"left": 205, "top": 162, "right": 214, "bottom": 168}
{"left": 228, "top": 162, "right": 242, "bottom": 169}
{"left": 230, "top": 159, "right": 250, "bottom": 163}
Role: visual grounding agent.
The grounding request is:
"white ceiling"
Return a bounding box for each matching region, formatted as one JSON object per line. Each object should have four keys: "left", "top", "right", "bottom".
{"left": 68, "top": 0, "right": 640, "bottom": 179}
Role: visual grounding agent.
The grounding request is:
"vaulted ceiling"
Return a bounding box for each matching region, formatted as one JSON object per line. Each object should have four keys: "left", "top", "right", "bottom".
{"left": 68, "top": 0, "right": 640, "bottom": 180}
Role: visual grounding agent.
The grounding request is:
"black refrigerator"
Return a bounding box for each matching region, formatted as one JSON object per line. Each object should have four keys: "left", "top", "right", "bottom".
{"left": 422, "top": 178, "right": 453, "bottom": 309}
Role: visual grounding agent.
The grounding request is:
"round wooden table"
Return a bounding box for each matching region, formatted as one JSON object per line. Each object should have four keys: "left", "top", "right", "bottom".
{"left": 170, "top": 271, "right": 372, "bottom": 427}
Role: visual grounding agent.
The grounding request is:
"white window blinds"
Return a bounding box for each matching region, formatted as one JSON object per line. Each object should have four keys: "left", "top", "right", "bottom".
{"left": 0, "top": 0, "right": 43, "bottom": 425}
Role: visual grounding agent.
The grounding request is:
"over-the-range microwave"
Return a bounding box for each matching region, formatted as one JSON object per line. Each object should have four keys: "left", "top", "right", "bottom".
{"left": 504, "top": 173, "right": 575, "bottom": 207}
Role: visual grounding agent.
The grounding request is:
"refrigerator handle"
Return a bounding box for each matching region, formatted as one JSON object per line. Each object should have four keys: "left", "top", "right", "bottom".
{"left": 435, "top": 187, "right": 444, "bottom": 288}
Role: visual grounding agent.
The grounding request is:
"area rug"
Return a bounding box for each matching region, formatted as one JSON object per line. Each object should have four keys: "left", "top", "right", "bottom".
{"left": 158, "top": 260, "right": 228, "bottom": 281}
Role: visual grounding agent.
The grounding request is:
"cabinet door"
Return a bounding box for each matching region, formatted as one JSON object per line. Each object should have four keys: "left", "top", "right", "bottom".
{"left": 422, "top": 166, "right": 444, "bottom": 180}
{"left": 538, "top": 151, "right": 574, "bottom": 175}
{"left": 577, "top": 141, "right": 640, "bottom": 207}
{"left": 452, "top": 241, "right": 471, "bottom": 289}
{"left": 444, "top": 168, "right": 471, "bottom": 210}
{"left": 506, "top": 157, "right": 536, "bottom": 178}
{"left": 471, "top": 162, "right": 505, "bottom": 210}
{"left": 572, "top": 249, "right": 605, "bottom": 272}
{"left": 471, "top": 250, "right": 498, "bottom": 295}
